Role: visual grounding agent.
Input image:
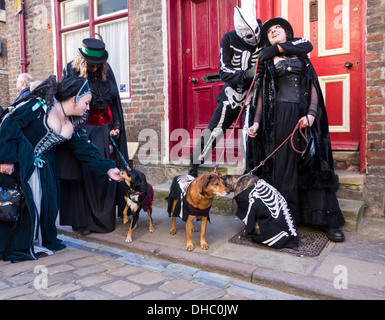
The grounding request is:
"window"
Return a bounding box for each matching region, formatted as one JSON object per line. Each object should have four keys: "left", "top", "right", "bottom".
{"left": 56, "top": 0, "right": 130, "bottom": 98}
{"left": 0, "top": 0, "right": 5, "bottom": 22}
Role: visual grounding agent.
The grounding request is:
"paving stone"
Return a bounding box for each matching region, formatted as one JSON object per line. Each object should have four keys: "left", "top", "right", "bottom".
{"left": 69, "top": 255, "right": 111, "bottom": 267}
{"left": 227, "top": 287, "right": 262, "bottom": 300}
{"left": 132, "top": 290, "right": 174, "bottom": 300}
{"left": 192, "top": 270, "right": 230, "bottom": 290}
{"left": 119, "top": 251, "right": 145, "bottom": 260}
{"left": 158, "top": 279, "right": 199, "bottom": 295}
{"left": 0, "top": 285, "right": 35, "bottom": 299}
{"left": 177, "top": 286, "right": 226, "bottom": 300}
{"left": 40, "top": 283, "right": 82, "bottom": 299}
{"left": 98, "top": 259, "right": 128, "bottom": 269}
{"left": 48, "top": 264, "right": 76, "bottom": 275}
{"left": 127, "top": 271, "right": 168, "bottom": 285}
{"left": 166, "top": 263, "right": 199, "bottom": 275}
{"left": 106, "top": 265, "right": 143, "bottom": 277}
{"left": 68, "top": 290, "right": 111, "bottom": 300}
{"left": 0, "top": 281, "right": 10, "bottom": 290}
{"left": 101, "top": 280, "right": 141, "bottom": 298}
{"left": 118, "top": 257, "right": 144, "bottom": 267}
{"left": 76, "top": 274, "right": 114, "bottom": 287}
{"left": 73, "top": 265, "right": 108, "bottom": 277}
{"left": 163, "top": 269, "right": 194, "bottom": 281}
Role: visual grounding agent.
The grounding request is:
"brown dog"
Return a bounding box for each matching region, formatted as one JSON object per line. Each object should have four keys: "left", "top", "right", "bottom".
{"left": 120, "top": 169, "right": 154, "bottom": 243}
{"left": 167, "top": 173, "right": 230, "bottom": 251}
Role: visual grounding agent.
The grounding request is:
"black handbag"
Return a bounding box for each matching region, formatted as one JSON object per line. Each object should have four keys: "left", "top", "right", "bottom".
{"left": 0, "top": 187, "right": 23, "bottom": 223}
{"left": 299, "top": 128, "right": 315, "bottom": 167}
{"left": 0, "top": 175, "right": 25, "bottom": 261}
{"left": 298, "top": 116, "right": 316, "bottom": 168}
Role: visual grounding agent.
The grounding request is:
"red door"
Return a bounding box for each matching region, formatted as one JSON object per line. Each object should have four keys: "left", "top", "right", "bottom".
{"left": 273, "top": 0, "right": 364, "bottom": 151}
{"left": 168, "top": 0, "right": 240, "bottom": 165}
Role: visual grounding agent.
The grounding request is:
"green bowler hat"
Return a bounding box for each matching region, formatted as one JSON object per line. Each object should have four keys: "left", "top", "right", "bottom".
{"left": 78, "top": 38, "right": 109, "bottom": 64}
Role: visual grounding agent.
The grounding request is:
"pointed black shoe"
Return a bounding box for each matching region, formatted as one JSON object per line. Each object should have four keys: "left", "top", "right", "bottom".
{"left": 321, "top": 226, "right": 345, "bottom": 242}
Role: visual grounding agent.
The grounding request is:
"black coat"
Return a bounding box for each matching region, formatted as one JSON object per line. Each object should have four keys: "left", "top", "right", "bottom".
{"left": 247, "top": 56, "right": 339, "bottom": 192}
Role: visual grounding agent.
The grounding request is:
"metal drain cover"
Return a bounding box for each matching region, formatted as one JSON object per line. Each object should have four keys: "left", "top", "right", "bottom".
{"left": 229, "top": 226, "right": 330, "bottom": 257}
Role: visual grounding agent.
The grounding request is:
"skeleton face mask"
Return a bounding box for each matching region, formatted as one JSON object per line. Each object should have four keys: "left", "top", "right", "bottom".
{"left": 234, "top": 6, "right": 261, "bottom": 46}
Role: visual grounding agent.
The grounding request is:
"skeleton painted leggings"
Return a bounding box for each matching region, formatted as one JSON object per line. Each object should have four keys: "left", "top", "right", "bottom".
{"left": 190, "top": 101, "right": 250, "bottom": 167}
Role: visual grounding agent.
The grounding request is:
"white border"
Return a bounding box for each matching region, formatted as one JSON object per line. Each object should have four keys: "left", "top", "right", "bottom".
{"left": 318, "top": 73, "right": 350, "bottom": 133}
{"left": 318, "top": 0, "right": 350, "bottom": 57}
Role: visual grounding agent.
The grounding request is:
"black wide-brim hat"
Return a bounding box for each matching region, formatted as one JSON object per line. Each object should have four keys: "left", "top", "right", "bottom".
{"left": 261, "top": 17, "right": 294, "bottom": 44}
{"left": 78, "top": 38, "right": 109, "bottom": 64}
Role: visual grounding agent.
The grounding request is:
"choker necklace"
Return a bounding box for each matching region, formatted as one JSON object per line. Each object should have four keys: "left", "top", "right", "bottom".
{"left": 59, "top": 102, "right": 69, "bottom": 123}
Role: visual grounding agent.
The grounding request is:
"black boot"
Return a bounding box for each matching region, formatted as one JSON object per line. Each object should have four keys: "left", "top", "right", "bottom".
{"left": 321, "top": 226, "right": 345, "bottom": 242}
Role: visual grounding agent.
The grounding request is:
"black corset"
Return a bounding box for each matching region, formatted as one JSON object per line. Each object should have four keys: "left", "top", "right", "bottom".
{"left": 274, "top": 58, "right": 302, "bottom": 103}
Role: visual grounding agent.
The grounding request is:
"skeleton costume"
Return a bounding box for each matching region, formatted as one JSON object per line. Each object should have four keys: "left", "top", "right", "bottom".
{"left": 167, "top": 175, "right": 211, "bottom": 222}
{"left": 189, "top": 7, "right": 313, "bottom": 176}
{"left": 234, "top": 179, "right": 298, "bottom": 249}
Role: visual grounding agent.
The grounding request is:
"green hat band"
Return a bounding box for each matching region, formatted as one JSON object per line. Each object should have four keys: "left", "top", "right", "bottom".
{"left": 81, "top": 47, "right": 105, "bottom": 58}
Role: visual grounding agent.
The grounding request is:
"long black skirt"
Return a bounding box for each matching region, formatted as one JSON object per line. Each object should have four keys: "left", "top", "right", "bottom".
{"left": 263, "top": 101, "right": 344, "bottom": 228}
{"left": 59, "top": 123, "right": 118, "bottom": 233}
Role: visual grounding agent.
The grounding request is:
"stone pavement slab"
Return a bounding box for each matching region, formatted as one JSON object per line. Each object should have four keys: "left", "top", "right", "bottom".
{"left": 56, "top": 206, "right": 385, "bottom": 300}
{"left": 0, "top": 235, "right": 307, "bottom": 301}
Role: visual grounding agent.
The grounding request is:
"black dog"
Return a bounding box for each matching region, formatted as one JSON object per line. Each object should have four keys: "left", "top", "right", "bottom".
{"left": 222, "top": 174, "right": 299, "bottom": 249}
{"left": 120, "top": 169, "right": 154, "bottom": 242}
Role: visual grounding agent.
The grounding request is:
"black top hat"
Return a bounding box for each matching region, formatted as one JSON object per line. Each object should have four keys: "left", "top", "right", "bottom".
{"left": 261, "top": 17, "right": 294, "bottom": 45}
{"left": 78, "top": 38, "right": 109, "bottom": 64}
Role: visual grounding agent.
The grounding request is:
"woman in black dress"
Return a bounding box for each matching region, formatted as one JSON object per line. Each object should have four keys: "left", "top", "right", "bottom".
{"left": 248, "top": 17, "right": 345, "bottom": 242}
{"left": 0, "top": 76, "right": 122, "bottom": 261}
{"left": 58, "top": 38, "right": 129, "bottom": 234}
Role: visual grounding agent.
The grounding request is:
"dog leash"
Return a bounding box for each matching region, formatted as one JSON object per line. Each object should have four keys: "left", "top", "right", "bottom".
{"left": 110, "top": 135, "right": 132, "bottom": 171}
{"left": 214, "top": 60, "right": 260, "bottom": 173}
{"left": 247, "top": 121, "right": 310, "bottom": 176}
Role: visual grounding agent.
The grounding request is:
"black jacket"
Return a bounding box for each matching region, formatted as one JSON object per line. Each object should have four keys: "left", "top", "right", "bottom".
{"left": 248, "top": 55, "right": 339, "bottom": 191}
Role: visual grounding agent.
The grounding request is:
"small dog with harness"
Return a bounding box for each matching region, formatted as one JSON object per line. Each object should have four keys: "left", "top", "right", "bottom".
{"left": 222, "top": 174, "right": 299, "bottom": 249}
{"left": 120, "top": 169, "right": 154, "bottom": 243}
{"left": 167, "top": 172, "right": 230, "bottom": 251}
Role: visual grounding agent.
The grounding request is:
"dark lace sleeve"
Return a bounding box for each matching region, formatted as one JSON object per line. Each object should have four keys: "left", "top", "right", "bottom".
{"left": 308, "top": 85, "right": 318, "bottom": 117}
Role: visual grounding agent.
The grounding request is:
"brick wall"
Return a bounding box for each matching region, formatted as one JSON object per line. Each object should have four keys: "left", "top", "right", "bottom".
{"left": 364, "top": 0, "right": 385, "bottom": 217}
{"left": 128, "top": 0, "right": 166, "bottom": 183}
{"left": 6, "top": 1, "right": 54, "bottom": 103}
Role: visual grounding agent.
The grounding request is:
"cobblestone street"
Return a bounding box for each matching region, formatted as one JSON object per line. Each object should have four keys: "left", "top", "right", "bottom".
{"left": 0, "top": 235, "right": 307, "bottom": 303}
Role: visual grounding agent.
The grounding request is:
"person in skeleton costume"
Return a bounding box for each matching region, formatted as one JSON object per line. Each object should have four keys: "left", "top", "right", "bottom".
{"left": 188, "top": 7, "right": 313, "bottom": 177}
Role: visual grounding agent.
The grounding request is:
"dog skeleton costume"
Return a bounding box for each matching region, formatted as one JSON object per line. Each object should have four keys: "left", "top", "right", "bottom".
{"left": 189, "top": 7, "right": 313, "bottom": 176}
{"left": 234, "top": 179, "right": 298, "bottom": 249}
{"left": 167, "top": 175, "right": 211, "bottom": 222}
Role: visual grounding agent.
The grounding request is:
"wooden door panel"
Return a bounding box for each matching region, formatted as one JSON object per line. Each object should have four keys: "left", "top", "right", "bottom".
{"left": 276, "top": 0, "right": 362, "bottom": 150}
{"left": 192, "top": 85, "right": 215, "bottom": 128}
{"left": 183, "top": 0, "right": 240, "bottom": 162}
{"left": 191, "top": 1, "right": 212, "bottom": 70}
